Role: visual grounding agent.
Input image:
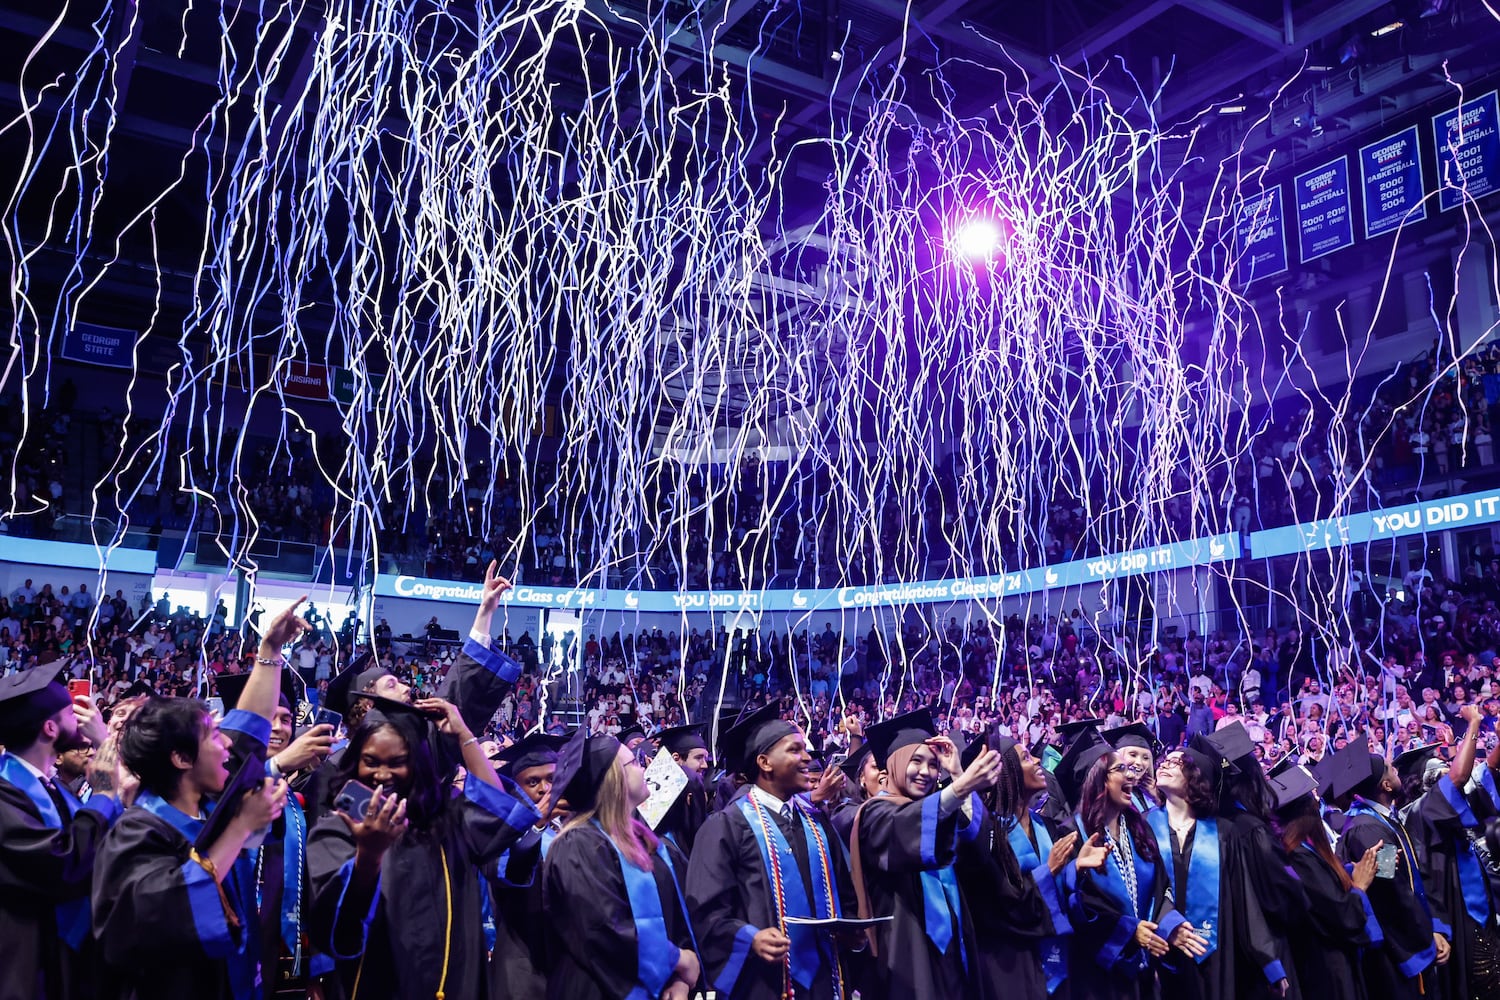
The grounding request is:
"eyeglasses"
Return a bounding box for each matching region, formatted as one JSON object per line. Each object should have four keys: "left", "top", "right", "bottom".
{"left": 1108, "top": 762, "right": 1145, "bottom": 776}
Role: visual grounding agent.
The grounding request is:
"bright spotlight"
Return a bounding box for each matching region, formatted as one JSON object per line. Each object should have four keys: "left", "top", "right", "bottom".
{"left": 954, "top": 218, "right": 1001, "bottom": 260}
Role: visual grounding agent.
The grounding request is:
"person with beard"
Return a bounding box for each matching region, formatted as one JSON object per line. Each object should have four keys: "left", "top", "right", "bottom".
{"left": 1327, "top": 740, "right": 1445, "bottom": 1000}
{"left": 686, "top": 703, "right": 862, "bottom": 1000}
{"left": 1059, "top": 728, "right": 1175, "bottom": 1000}
{"left": 1270, "top": 761, "right": 1382, "bottom": 1000}
{"left": 1197, "top": 723, "right": 1307, "bottom": 1000}
{"left": 848, "top": 710, "right": 1004, "bottom": 1000}
{"left": 959, "top": 731, "right": 1085, "bottom": 999}
{"left": 215, "top": 669, "right": 336, "bottom": 998}
{"left": 1404, "top": 706, "right": 1500, "bottom": 1000}
{"left": 542, "top": 730, "right": 701, "bottom": 999}
{"left": 486, "top": 731, "right": 566, "bottom": 1000}
{"left": 1147, "top": 742, "right": 1288, "bottom": 1000}
{"left": 92, "top": 600, "right": 307, "bottom": 1000}
{"left": 654, "top": 723, "right": 712, "bottom": 857}
{"left": 53, "top": 736, "right": 94, "bottom": 802}
{"left": 0, "top": 664, "right": 127, "bottom": 1000}
{"left": 306, "top": 689, "right": 539, "bottom": 1000}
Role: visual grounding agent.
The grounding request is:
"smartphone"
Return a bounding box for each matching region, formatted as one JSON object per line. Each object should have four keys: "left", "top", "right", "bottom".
{"left": 1375, "top": 843, "right": 1398, "bottom": 879}
{"left": 68, "top": 679, "right": 92, "bottom": 700}
{"left": 314, "top": 708, "right": 343, "bottom": 731}
{"left": 206, "top": 696, "right": 225, "bottom": 719}
{"left": 334, "top": 780, "right": 378, "bottom": 820}
{"left": 827, "top": 752, "right": 848, "bottom": 769}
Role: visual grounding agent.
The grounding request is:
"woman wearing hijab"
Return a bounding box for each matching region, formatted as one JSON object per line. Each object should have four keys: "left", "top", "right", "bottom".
{"left": 959, "top": 731, "right": 1081, "bottom": 998}
{"left": 306, "top": 695, "right": 539, "bottom": 1000}
{"left": 850, "top": 711, "right": 1003, "bottom": 1000}
{"left": 1271, "top": 762, "right": 1382, "bottom": 1000}
{"left": 542, "top": 730, "right": 700, "bottom": 1000}
{"left": 1148, "top": 745, "right": 1288, "bottom": 1000}
{"left": 1058, "top": 728, "right": 1174, "bottom": 1000}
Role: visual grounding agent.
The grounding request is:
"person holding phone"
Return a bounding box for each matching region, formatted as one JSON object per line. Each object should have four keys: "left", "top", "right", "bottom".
{"left": 306, "top": 691, "right": 539, "bottom": 1000}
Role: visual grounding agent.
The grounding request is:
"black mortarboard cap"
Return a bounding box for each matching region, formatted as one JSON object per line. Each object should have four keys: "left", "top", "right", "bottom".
{"left": 1325, "top": 742, "right": 1387, "bottom": 801}
{"left": 839, "top": 743, "right": 874, "bottom": 783}
{"left": 0, "top": 661, "right": 72, "bottom": 741}
{"left": 1195, "top": 721, "right": 1257, "bottom": 772}
{"left": 324, "top": 651, "right": 393, "bottom": 716}
{"left": 553, "top": 727, "right": 623, "bottom": 812}
{"left": 215, "top": 669, "right": 299, "bottom": 715}
{"left": 1308, "top": 753, "right": 1338, "bottom": 793}
{"left": 1393, "top": 744, "right": 1442, "bottom": 784}
{"left": 1104, "top": 723, "right": 1159, "bottom": 756}
{"left": 1267, "top": 755, "right": 1300, "bottom": 780}
{"left": 655, "top": 723, "right": 708, "bottom": 757}
{"left": 1057, "top": 727, "right": 1114, "bottom": 807}
{"left": 863, "top": 709, "right": 936, "bottom": 770}
{"left": 1055, "top": 718, "right": 1108, "bottom": 753}
{"left": 616, "top": 724, "right": 647, "bottom": 748}
{"left": 498, "top": 731, "right": 567, "bottom": 777}
{"left": 195, "top": 753, "right": 271, "bottom": 854}
{"left": 716, "top": 703, "right": 799, "bottom": 776}
{"left": 1269, "top": 764, "right": 1319, "bottom": 812}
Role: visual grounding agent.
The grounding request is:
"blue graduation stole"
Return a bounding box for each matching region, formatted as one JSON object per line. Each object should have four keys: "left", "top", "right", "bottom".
{"left": 920, "top": 865, "right": 968, "bottom": 971}
{"left": 0, "top": 753, "right": 92, "bottom": 949}
{"left": 1006, "top": 812, "right": 1069, "bottom": 991}
{"left": 1346, "top": 799, "right": 1433, "bottom": 911}
{"left": 736, "top": 795, "right": 845, "bottom": 990}
{"left": 593, "top": 822, "right": 698, "bottom": 1000}
{"left": 1145, "top": 809, "right": 1220, "bottom": 961}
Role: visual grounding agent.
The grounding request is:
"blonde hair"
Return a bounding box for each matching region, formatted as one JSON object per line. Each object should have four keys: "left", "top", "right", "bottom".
{"left": 558, "top": 754, "right": 659, "bottom": 870}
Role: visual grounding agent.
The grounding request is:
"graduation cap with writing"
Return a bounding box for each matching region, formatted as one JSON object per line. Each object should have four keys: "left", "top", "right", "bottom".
{"left": 1324, "top": 741, "right": 1389, "bottom": 802}
{"left": 0, "top": 661, "right": 73, "bottom": 744}
{"left": 1393, "top": 744, "right": 1443, "bottom": 785}
{"left": 863, "top": 709, "right": 936, "bottom": 770}
{"left": 716, "top": 703, "right": 800, "bottom": 777}
{"left": 1103, "top": 722, "right": 1160, "bottom": 757}
{"left": 654, "top": 723, "right": 708, "bottom": 758}
{"left": 1268, "top": 764, "right": 1320, "bottom": 813}
{"left": 498, "top": 731, "right": 567, "bottom": 777}
{"left": 1056, "top": 726, "right": 1114, "bottom": 807}
{"left": 553, "top": 726, "right": 624, "bottom": 812}
{"left": 215, "top": 669, "right": 300, "bottom": 717}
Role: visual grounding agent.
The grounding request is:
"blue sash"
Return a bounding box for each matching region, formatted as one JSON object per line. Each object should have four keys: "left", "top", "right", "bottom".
{"left": 920, "top": 866, "right": 968, "bottom": 970}
{"left": 0, "top": 753, "right": 93, "bottom": 948}
{"left": 593, "top": 822, "right": 695, "bottom": 1000}
{"left": 1434, "top": 776, "right": 1494, "bottom": 927}
{"left": 736, "top": 795, "right": 842, "bottom": 988}
{"left": 1074, "top": 813, "right": 1153, "bottom": 918}
{"left": 1007, "top": 813, "right": 1069, "bottom": 992}
{"left": 1145, "top": 809, "right": 1220, "bottom": 962}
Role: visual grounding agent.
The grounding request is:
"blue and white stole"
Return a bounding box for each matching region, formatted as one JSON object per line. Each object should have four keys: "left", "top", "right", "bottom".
{"left": 594, "top": 821, "right": 697, "bottom": 1000}
{"left": 1006, "top": 810, "right": 1070, "bottom": 991}
{"left": 0, "top": 753, "right": 91, "bottom": 948}
{"left": 738, "top": 794, "right": 846, "bottom": 993}
{"left": 1145, "top": 808, "right": 1220, "bottom": 961}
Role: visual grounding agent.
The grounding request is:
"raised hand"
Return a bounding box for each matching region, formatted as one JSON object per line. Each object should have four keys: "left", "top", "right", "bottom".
{"left": 1075, "top": 831, "right": 1111, "bottom": 871}
{"left": 1047, "top": 831, "right": 1079, "bottom": 875}
{"left": 259, "top": 598, "right": 311, "bottom": 652}
{"left": 274, "top": 723, "right": 336, "bottom": 772}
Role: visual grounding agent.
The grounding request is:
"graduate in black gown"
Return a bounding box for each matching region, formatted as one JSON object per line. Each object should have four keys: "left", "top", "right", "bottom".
{"left": 1271, "top": 762, "right": 1382, "bottom": 1000}
{"left": 543, "top": 730, "right": 701, "bottom": 999}
{"left": 1407, "top": 708, "right": 1500, "bottom": 1000}
{"left": 654, "top": 723, "right": 712, "bottom": 857}
{"left": 848, "top": 709, "right": 1004, "bottom": 1000}
{"left": 829, "top": 743, "right": 881, "bottom": 847}
{"left": 1147, "top": 743, "right": 1289, "bottom": 1000}
{"left": 93, "top": 599, "right": 309, "bottom": 1000}
{"left": 486, "top": 732, "right": 566, "bottom": 1000}
{"left": 0, "top": 663, "right": 125, "bottom": 1000}
{"left": 1200, "top": 726, "right": 1307, "bottom": 1000}
{"left": 1058, "top": 728, "right": 1172, "bottom": 1000}
{"left": 959, "top": 731, "right": 1079, "bottom": 999}
{"left": 306, "top": 694, "right": 539, "bottom": 1000}
{"left": 686, "top": 703, "right": 861, "bottom": 1000}
{"left": 1327, "top": 740, "right": 1444, "bottom": 1000}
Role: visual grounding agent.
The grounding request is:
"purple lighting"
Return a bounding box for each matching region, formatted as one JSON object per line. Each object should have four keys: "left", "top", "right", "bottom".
{"left": 953, "top": 218, "right": 1002, "bottom": 261}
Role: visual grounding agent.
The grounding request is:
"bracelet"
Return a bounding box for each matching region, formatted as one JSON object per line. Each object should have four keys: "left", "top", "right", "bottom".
{"left": 461, "top": 737, "right": 479, "bottom": 748}
{"left": 254, "top": 655, "right": 284, "bottom": 667}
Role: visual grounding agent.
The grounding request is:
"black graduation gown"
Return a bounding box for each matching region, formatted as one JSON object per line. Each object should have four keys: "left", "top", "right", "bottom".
{"left": 307, "top": 777, "right": 538, "bottom": 1000}
{"left": 486, "top": 824, "right": 555, "bottom": 1000}
{"left": 1285, "top": 846, "right": 1378, "bottom": 1000}
{"left": 1222, "top": 812, "right": 1307, "bottom": 1000}
{"left": 1410, "top": 774, "right": 1500, "bottom": 1000}
{"left": 0, "top": 756, "right": 121, "bottom": 1000}
{"left": 850, "top": 791, "right": 987, "bottom": 1000}
{"left": 1067, "top": 819, "right": 1172, "bottom": 1000}
{"left": 1149, "top": 813, "right": 1285, "bottom": 1000}
{"left": 686, "top": 794, "right": 859, "bottom": 1000}
{"left": 1336, "top": 801, "right": 1439, "bottom": 1000}
{"left": 956, "top": 809, "right": 1069, "bottom": 1000}
{"left": 91, "top": 709, "right": 272, "bottom": 1000}
{"left": 542, "top": 824, "right": 697, "bottom": 1000}
{"left": 658, "top": 771, "right": 710, "bottom": 857}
